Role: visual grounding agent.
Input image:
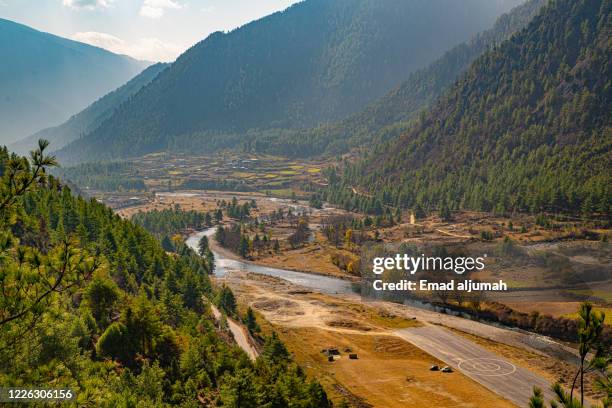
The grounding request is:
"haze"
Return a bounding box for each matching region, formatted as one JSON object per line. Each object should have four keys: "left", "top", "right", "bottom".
{"left": 0, "top": 0, "right": 300, "bottom": 62}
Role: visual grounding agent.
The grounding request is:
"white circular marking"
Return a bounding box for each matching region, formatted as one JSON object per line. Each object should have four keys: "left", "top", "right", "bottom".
{"left": 458, "top": 358, "right": 517, "bottom": 377}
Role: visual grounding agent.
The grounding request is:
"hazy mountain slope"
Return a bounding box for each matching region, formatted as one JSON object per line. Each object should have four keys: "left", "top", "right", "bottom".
{"left": 0, "top": 18, "right": 149, "bottom": 144}
{"left": 242, "top": 0, "right": 548, "bottom": 157}
{"left": 334, "top": 0, "right": 548, "bottom": 150}
{"left": 10, "top": 63, "right": 168, "bottom": 154}
{"left": 56, "top": 0, "right": 521, "bottom": 163}
{"left": 328, "top": 0, "right": 611, "bottom": 216}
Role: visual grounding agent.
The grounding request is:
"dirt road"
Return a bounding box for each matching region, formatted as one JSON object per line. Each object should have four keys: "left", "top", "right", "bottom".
{"left": 210, "top": 304, "right": 259, "bottom": 360}
{"left": 396, "top": 325, "right": 555, "bottom": 407}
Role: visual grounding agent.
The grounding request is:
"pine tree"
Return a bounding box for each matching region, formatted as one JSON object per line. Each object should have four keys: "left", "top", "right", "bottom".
{"left": 216, "top": 286, "right": 236, "bottom": 315}
{"left": 198, "top": 235, "right": 209, "bottom": 256}
{"left": 239, "top": 235, "right": 250, "bottom": 258}
{"left": 262, "top": 332, "right": 289, "bottom": 365}
{"left": 244, "top": 307, "right": 260, "bottom": 334}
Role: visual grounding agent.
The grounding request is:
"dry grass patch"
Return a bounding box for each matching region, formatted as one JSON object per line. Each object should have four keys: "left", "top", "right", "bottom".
{"left": 273, "top": 327, "right": 515, "bottom": 408}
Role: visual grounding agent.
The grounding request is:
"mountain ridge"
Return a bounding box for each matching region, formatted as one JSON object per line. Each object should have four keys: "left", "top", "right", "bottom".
{"left": 10, "top": 62, "right": 168, "bottom": 155}
{"left": 55, "top": 0, "right": 521, "bottom": 164}
{"left": 239, "top": 0, "right": 548, "bottom": 157}
{"left": 0, "top": 18, "right": 149, "bottom": 144}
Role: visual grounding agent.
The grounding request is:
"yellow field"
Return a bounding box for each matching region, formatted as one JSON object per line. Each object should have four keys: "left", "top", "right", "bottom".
{"left": 563, "top": 307, "right": 612, "bottom": 325}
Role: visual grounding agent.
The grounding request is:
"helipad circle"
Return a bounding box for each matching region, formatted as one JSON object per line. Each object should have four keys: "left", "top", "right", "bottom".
{"left": 458, "top": 358, "right": 516, "bottom": 377}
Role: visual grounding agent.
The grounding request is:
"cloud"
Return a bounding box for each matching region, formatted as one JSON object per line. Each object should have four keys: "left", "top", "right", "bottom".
{"left": 201, "top": 5, "right": 215, "bottom": 13}
{"left": 139, "top": 0, "right": 182, "bottom": 19}
{"left": 72, "top": 31, "right": 184, "bottom": 62}
{"left": 139, "top": 6, "right": 164, "bottom": 18}
{"left": 63, "top": 0, "right": 113, "bottom": 10}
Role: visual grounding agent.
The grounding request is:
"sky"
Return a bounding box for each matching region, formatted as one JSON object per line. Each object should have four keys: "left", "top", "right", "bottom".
{"left": 0, "top": 0, "right": 301, "bottom": 62}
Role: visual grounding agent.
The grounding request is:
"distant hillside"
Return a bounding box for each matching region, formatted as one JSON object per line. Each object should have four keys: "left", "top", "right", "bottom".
{"left": 56, "top": 0, "right": 520, "bottom": 163}
{"left": 10, "top": 63, "right": 168, "bottom": 154}
{"left": 0, "top": 18, "right": 149, "bottom": 144}
{"left": 242, "top": 0, "right": 547, "bottom": 157}
{"left": 327, "top": 0, "right": 611, "bottom": 216}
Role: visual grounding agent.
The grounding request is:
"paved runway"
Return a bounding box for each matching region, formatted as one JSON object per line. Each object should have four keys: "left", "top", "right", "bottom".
{"left": 396, "top": 325, "right": 556, "bottom": 407}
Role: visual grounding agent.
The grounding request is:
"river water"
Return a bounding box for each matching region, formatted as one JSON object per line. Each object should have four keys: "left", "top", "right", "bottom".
{"left": 185, "top": 228, "right": 354, "bottom": 294}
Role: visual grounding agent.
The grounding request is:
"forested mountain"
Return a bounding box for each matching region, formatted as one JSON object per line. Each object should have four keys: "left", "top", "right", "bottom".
{"left": 10, "top": 63, "right": 168, "bottom": 155}
{"left": 326, "top": 0, "right": 611, "bottom": 216}
{"left": 242, "top": 0, "right": 547, "bottom": 157}
{"left": 0, "top": 144, "right": 330, "bottom": 406}
{"left": 0, "top": 18, "right": 149, "bottom": 144}
{"left": 56, "top": 0, "right": 521, "bottom": 163}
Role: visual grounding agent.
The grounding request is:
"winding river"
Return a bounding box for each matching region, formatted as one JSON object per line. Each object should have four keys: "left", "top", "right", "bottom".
{"left": 185, "top": 228, "right": 354, "bottom": 294}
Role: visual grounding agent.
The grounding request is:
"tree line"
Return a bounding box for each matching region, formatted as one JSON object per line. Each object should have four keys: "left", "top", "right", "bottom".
{"left": 132, "top": 206, "right": 213, "bottom": 237}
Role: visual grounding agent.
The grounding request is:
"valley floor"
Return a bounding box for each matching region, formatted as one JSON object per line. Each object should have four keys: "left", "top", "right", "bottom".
{"left": 117, "top": 189, "right": 608, "bottom": 407}
{"left": 201, "top": 228, "right": 604, "bottom": 407}
{"left": 221, "top": 270, "right": 515, "bottom": 407}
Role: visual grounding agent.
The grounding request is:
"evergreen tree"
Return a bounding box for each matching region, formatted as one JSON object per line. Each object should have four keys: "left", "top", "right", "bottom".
{"left": 239, "top": 235, "right": 250, "bottom": 258}
{"left": 244, "top": 307, "right": 260, "bottom": 334}
{"left": 198, "top": 235, "right": 209, "bottom": 256}
{"left": 262, "top": 332, "right": 290, "bottom": 365}
{"left": 216, "top": 286, "right": 237, "bottom": 315}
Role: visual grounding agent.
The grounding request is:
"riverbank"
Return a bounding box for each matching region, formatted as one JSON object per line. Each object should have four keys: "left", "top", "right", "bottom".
{"left": 209, "top": 228, "right": 360, "bottom": 282}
